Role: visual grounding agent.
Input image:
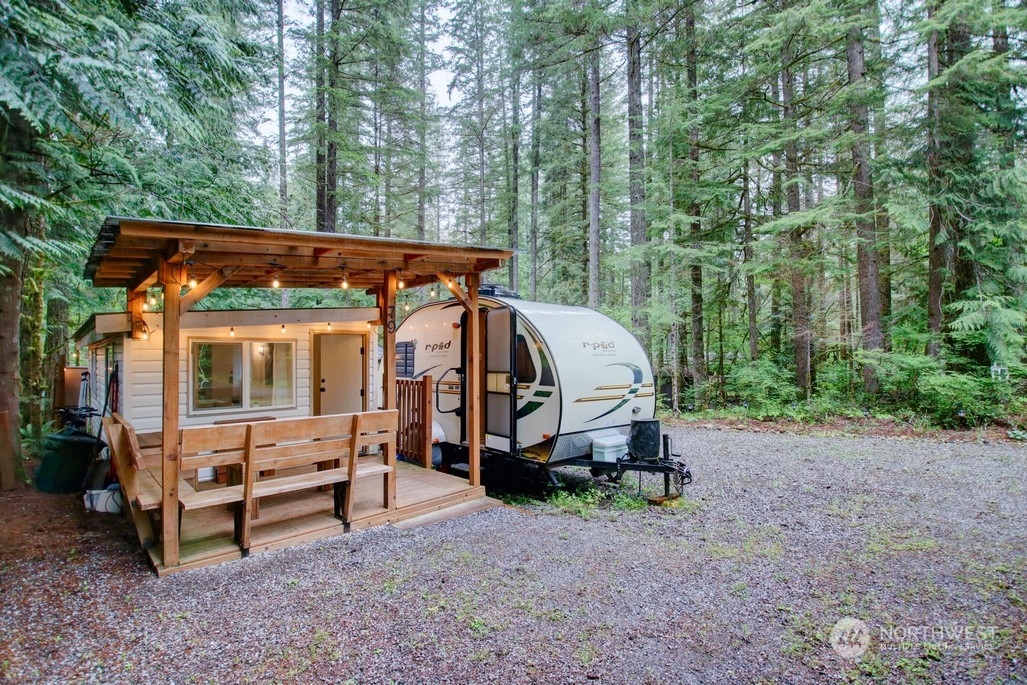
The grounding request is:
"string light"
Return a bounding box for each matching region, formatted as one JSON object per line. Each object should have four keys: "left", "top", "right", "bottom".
{"left": 187, "top": 265, "right": 197, "bottom": 289}
{"left": 429, "top": 288, "right": 436, "bottom": 299}
{"left": 398, "top": 280, "right": 405, "bottom": 289}
{"left": 404, "top": 302, "right": 410, "bottom": 312}
{"left": 229, "top": 326, "right": 235, "bottom": 337}
{"left": 341, "top": 275, "right": 349, "bottom": 289}
{"left": 148, "top": 294, "right": 157, "bottom": 307}
{"left": 142, "top": 301, "right": 149, "bottom": 312}
{"left": 272, "top": 275, "right": 281, "bottom": 288}
{"left": 280, "top": 324, "right": 286, "bottom": 333}
{"left": 326, "top": 322, "right": 332, "bottom": 331}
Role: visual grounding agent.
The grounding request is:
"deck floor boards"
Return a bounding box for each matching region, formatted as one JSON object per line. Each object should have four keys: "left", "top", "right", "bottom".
{"left": 152, "top": 462, "right": 485, "bottom": 575}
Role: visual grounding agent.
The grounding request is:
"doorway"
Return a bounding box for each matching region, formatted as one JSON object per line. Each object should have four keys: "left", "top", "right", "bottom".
{"left": 313, "top": 333, "right": 366, "bottom": 415}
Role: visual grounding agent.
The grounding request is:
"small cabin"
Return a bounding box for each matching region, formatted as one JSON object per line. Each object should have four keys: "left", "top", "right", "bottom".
{"left": 74, "top": 308, "right": 380, "bottom": 435}
{"left": 78, "top": 216, "right": 512, "bottom": 574}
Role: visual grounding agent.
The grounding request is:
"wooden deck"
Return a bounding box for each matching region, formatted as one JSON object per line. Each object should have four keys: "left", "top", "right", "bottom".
{"left": 146, "top": 461, "right": 488, "bottom": 575}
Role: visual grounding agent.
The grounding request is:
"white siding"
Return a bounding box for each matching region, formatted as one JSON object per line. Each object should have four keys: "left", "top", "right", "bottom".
{"left": 120, "top": 320, "right": 375, "bottom": 432}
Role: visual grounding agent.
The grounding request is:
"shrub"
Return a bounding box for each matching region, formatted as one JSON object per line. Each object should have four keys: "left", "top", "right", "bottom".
{"left": 725, "top": 360, "right": 796, "bottom": 416}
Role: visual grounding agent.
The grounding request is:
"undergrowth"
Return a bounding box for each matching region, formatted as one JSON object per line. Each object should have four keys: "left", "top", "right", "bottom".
{"left": 670, "top": 353, "right": 1027, "bottom": 431}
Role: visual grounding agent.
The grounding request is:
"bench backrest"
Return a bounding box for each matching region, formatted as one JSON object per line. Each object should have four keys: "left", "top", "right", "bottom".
{"left": 180, "top": 423, "right": 249, "bottom": 472}
{"left": 246, "top": 414, "right": 357, "bottom": 472}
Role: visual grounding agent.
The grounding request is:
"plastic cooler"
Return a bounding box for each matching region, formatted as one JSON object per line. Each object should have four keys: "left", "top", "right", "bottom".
{"left": 592, "top": 435, "right": 628, "bottom": 463}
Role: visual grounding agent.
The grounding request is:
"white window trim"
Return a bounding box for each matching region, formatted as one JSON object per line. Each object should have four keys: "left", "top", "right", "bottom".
{"left": 187, "top": 337, "right": 297, "bottom": 416}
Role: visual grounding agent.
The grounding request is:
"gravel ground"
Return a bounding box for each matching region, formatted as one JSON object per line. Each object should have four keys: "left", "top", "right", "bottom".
{"left": 1, "top": 426, "right": 1025, "bottom": 684}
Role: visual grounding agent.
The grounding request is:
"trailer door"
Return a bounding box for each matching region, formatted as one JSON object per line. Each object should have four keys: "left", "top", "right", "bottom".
{"left": 484, "top": 306, "right": 517, "bottom": 454}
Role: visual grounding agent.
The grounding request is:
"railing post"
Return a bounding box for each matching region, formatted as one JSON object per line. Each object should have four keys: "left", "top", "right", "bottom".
{"left": 421, "top": 375, "right": 433, "bottom": 468}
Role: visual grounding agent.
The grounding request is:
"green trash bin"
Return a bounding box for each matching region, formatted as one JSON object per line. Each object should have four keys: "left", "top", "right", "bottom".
{"left": 36, "top": 428, "right": 101, "bottom": 494}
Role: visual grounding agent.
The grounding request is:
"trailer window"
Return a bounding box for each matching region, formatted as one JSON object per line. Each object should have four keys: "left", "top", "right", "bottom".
{"left": 515, "top": 335, "right": 537, "bottom": 384}
{"left": 396, "top": 341, "right": 415, "bottom": 378}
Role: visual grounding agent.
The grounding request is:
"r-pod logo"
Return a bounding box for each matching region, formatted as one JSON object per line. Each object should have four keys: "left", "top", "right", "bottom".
{"left": 830, "top": 617, "right": 870, "bottom": 658}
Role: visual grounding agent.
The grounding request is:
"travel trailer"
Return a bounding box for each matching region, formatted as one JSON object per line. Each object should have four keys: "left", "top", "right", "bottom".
{"left": 396, "top": 290, "right": 657, "bottom": 466}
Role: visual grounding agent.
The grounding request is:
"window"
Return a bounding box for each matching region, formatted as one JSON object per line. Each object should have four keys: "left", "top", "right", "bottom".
{"left": 395, "top": 341, "right": 415, "bottom": 378}
{"left": 191, "top": 340, "right": 294, "bottom": 413}
{"left": 515, "top": 335, "right": 537, "bottom": 384}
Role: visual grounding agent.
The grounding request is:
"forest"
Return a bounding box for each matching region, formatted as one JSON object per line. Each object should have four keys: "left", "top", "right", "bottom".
{"left": 1, "top": 0, "right": 1026, "bottom": 464}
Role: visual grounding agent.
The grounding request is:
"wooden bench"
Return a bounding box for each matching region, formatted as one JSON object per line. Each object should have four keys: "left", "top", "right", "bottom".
{"left": 239, "top": 410, "right": 398, "bottom": 550}
{"left": 178, "top": 423, "right": 249, "bottom": 532}
{"left": 104, "top": 411, "right": 398, "bottom": 556}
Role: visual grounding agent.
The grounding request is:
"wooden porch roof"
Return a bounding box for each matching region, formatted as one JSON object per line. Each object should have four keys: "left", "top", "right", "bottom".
{"left": 83, "top": 217, "right": 513, "bottom": 292}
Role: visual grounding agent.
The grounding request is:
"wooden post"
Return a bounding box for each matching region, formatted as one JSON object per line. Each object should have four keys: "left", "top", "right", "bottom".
{"left": 383, "top": 270, "right": 397, "bottom": 509}
{"left": 465, "top": 273, "right": 481, "bottom": 486}
{"left": 128, "top": 289, "right": 145, "bottom": 340}
{"left": 421, "top": 375, "right": 433, "bottom": 469}
{"left": 383, "top": 271, "right": 397, "bottom": 411}
{"left": 159, "top": 259, "right": 182, "bottom": 567}
{"left": 0, "top": 411, "right": 16, "bottom": 491}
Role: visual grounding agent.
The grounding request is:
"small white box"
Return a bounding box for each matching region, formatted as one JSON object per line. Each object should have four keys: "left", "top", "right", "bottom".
{"left": 592, "top": 435, "right": 628, "bottom": 463}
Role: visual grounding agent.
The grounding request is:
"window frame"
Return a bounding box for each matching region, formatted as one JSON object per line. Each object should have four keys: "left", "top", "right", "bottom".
{"left": 187, "top": 336, "right": 297, "bottom": 416}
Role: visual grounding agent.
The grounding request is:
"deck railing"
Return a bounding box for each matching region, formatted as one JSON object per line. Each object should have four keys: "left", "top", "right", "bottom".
{"left": 396, "top": 376, "right": 433, "bottom": 468}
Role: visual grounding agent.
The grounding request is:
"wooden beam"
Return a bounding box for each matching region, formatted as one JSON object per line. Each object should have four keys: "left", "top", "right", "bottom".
{"left": 127, "top": 288, "right": 145, "bottom": 340}
{"left": 436, "top": 272, "right": 472, "bottom": 311}
{"left": 180, "top": 266, "right": 238, "bottom": 314}
{"left": 465, "top": 272, "right": 481, "bottom": 487}
{"left": 159, "top": 259, "right": 182, "bottom": 568}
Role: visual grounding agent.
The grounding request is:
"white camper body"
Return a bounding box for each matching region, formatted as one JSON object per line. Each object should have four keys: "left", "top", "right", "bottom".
{"left": 396, "top": 296, "right": 656, "bottom": 465}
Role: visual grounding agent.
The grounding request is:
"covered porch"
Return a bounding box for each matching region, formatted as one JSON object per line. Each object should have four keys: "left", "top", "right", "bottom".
{"left": 83, "top": 217, "right": 512, "bottom": 574}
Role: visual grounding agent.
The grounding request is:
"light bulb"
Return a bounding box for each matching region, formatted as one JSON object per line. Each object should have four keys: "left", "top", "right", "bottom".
{"left": 342, "top": 276, "right": 348, "bottom": 289}
{"left": 398, "top": 280, "right": 405, "bottom": 289}
{"left": 142, "top": 302, "right": 149, "bottom": 312}
{"left": 326, "top": 322, "right": 332, "bottom": 331}
{"left": 272, "top": 276, "right": 280, "bottom": 288}
{"left": 148, "top": 295, "right": 157, "bottom": 306}
{"left": 188, "top": 271, "right": 197, "bottom": 289}
{"left": 229, "top": 327, "right": 235, "bottom": 337}
{"left": 404, "top": 303, "right": 410, "bottom": 311}
{"left": 280, "top": 324, "right": 286, "bottom": 333}
{"left": 429, "top": 289, "right": 436, "bottom": 298}
{"left": 141, "top": 329, "right": 149, "bottom": 341}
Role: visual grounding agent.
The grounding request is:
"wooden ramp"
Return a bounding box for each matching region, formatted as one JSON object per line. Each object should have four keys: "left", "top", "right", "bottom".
{"left": 148, "top": 462, "right": 487, "bottom": 575}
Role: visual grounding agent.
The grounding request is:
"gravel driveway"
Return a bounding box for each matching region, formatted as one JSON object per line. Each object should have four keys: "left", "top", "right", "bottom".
{"left": 1, "top": 426, "right": 1024, "bottom": 684}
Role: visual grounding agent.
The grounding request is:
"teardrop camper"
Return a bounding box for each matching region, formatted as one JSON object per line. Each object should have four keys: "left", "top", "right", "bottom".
{"left": 395, "top": 290, "right": 656, "bottom": 467}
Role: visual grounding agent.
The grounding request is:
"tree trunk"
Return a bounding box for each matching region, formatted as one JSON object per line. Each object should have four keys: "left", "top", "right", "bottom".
{"left": 769, "top": 75, "right": 783, "bottom": 358}
{"left": 508, "top": 0, "right": 522, "bottom": 291}
{"left": 925, "top": 2, "right": 944, "bottom": 356}
{"left": 742, "top": 160, "right": 759, "bottom": 361}
{"left": 44, "top": 297, "right": 69, "bottom": 423}
{"left": 627, "top": 1, "right": 648, "bottom": 346}
{"left": 314, "top": 0, "right": 327, "bottom": 233}
{"left": 20, "top": 216, "right": 45, "bottom": 440}
{"left": 417, "top": 0, "right": 428, "bottom": 241}
{"left": 476, "top": 3, "right": 487, "bottom": 246}
{"left": 0, "top": 110, "right": 32, "bottom": 477}
{"left": 325, "top": 0, "right": 340, "bottom": 234}
{"left": 277, "top": 0, "right": 288, "bottom": 230}
{"left": 686, "top": 4, "right": 706, "bottom": 399}
{"left": 847, "top": 20, "right": 882, "bottom": 393}
{"left": 782, "top": 29, "right": 811, "bottom": 397}
{"left": 587, "top": 40, "right": 602, "bottom": 310}
{"left": 529, "top": 70, "right": 541, "bottom": 300}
